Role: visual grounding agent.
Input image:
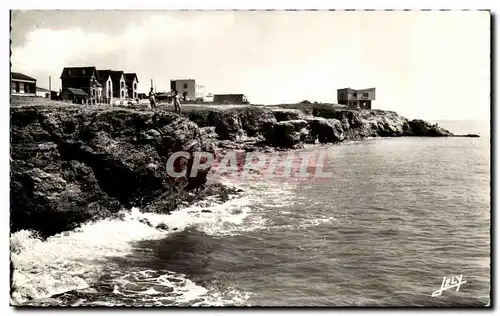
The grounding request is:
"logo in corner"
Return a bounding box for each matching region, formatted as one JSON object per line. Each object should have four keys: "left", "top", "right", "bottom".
{"left": 431, "top": 274, "right": 467, "bottom": 297}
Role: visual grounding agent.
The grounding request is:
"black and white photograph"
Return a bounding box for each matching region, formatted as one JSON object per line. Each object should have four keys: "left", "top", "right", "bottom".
{"left": 8, "top": 6, "right": 491, "bottom": 308}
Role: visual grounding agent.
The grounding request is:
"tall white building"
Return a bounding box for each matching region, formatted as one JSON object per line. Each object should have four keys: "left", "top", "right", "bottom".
{"left": 170, "top": 79, "right": 206, "bottom": 102}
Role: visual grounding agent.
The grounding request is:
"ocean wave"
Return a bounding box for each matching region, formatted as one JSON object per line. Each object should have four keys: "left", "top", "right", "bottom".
{"left": 10, "top": 192, "right": 258, "bottom": 306}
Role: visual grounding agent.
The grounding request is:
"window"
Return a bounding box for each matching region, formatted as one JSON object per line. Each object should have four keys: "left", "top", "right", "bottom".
{"left": 121, "top": 81, "right": 124, "bottom": 89}
{"left": 15, "top": 81, "right": 20, "bottom": 93}
{"left": 183, "top": 83, "right": 188, "bottom": 89}
{"left": 121, "top": 91, "right": 124, "bottom": 98}
{"left": 82, "top": 69, "right": 86, "bottom": 75}
{"left": 353, "top": 93, "right": 357, "bottom": 97}
{"left": 108, "top": 89, "right": 111, "bottom": 98}
{"left": 363, "top": 92, "right": 369, "bottom": 97}
{"left": 68, "top": 70, "right": 72, "bottom": 76}
{"left": 134, "top": 83, "right": 137, "bottom": 90}
{"left": 24, "top": 83, "right": 28, "bottom": 93}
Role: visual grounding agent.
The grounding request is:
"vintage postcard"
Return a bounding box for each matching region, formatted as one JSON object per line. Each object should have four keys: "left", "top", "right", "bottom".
{"left": 9, "top": 9, "right": 491, "bottom": 307}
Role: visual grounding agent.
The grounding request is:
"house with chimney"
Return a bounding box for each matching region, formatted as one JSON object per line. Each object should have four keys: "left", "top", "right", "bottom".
{"left": 125, "top": 73, "right": 139, "bottom": 100}
{"left": 60, "top": 66, "right": 139, "bottom": 105}
{"left": 60, "top": 66, "right": 101, "bottom": 104}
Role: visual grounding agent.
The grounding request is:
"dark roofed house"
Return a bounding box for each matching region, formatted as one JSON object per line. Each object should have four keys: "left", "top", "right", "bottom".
{"left": 11, "top": 72, "right": 37, "bottom": 97}
{"left": 60, "top": 66, "right": 100, "bottom": 104}
{"left": 125, "top": 73, "right": 139, "bottom": 100}
{"left": 97, "top": 69, "right": 114, "bottom": 104}
{"left": 111, "top": 71, "right": 127, "bottom": 100}
{"left": 60, "top": 87, "right": 89, "bottom": 104}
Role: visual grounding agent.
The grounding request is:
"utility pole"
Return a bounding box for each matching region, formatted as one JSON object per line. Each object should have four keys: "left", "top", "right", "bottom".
{"left": 48, "top": 75, "right": 51, "bottom": 99}
{"left": 151, "top": 79, "right": 153, "bottom": 89}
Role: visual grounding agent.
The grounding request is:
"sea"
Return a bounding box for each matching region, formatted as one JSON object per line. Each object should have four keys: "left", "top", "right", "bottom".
{"left": 10, "top": 120, "right": 491, "bottom": 307}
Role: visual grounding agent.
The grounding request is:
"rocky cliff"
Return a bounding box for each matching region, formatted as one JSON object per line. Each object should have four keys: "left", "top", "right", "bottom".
{"left": 10, "top": 103, "right": 464, "bottom": 237}
{"left": 186, "top": 105, "right": 455, "bottom": 150}
{"left": 10, "top": 105, "right": 223, "bottom": 237}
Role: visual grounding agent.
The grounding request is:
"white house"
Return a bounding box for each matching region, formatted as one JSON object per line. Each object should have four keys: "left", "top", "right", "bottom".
{"left": 125, "top": 73, "right": 139, "bottom": 100}
{"left": 97, "top": 70, "right": 114, "bottom": 104}
{"left": 36, "top": 86, "right": 51, "bottom": 98}
{"left": 170, "top": 79, "right": 207, "bottom": 102}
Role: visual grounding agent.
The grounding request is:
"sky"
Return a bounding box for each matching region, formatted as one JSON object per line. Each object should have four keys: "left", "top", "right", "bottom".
{"left": 10, "top": 10, "right": 490, "bottom": 120}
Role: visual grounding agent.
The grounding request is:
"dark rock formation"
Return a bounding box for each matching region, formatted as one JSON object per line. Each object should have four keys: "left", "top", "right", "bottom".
{"left": 264, "top": 119, "right": 310, "bottom": 149}
{"left": 156, "top": 223, "right": 169, "bottom": 230}
{"left": 462, "top": 134, "right": 481, "bottom": 138}
{"left": 406, "top": 119, "right": 453, "bottom": 137}
{"left": 307, "top": 118, "right": 344, "bottom": 143}
{"left": 183, "top": 105, "right": 457, "bottom": 150}
{"left": 10, "top": 101, "right": 472, "bottom": 238}
{"left": 10, "top": 105, "right": 214, "bottom": 237}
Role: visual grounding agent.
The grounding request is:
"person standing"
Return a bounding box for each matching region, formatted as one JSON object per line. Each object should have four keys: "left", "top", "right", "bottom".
{"left": 149, "top": 87, "right": 156, "bottom": 110}
{"left": 172, "top": 89, "right": 182, "bottom": 114}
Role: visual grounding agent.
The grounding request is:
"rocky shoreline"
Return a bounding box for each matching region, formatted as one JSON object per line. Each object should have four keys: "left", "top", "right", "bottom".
{"left": 10, "top": 102, "right": 478, "bottom": 238}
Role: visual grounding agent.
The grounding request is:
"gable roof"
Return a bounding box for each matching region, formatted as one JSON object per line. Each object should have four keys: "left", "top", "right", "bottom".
{"left": 60, "top": 67, "right": 99, "bottom": 80}
{"left": 112, "top": 70, "right": 124, "bottom": 80}
{"left": 111, "top": 71, "right": 125, "bottom": 86}
{"left": 11, "top": 72, "right": 37, "bottom": 82}
{"left": 63, "top": 87, "right": 88, "bottom": 96}
{"left": 96, "top": 70, "right": 113, "bottom": 82}
{"left": 124, "top": 73, "right": 138, "bottom": 83}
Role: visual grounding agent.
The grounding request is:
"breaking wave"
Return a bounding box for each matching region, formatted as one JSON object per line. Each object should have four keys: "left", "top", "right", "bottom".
{"left": 10, "top": 193, "right": 260, "bottom": 306}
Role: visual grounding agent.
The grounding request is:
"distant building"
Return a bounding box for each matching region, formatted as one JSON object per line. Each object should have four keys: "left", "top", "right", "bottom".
{"left": 36, "top": 86, "right": 54, "bottom": 98}
{"left": 170, "top": 79, "right": 206, "bottom": 102}
{"left": 111, "top": 71, "right": 127, "bottom": 100}
{"left": 213, "top": 94, "right": 249, "bottom": 105}
{"left": 60, "top": 66, "right": 139, "bottom": 105}
{"left": 125, "top": 73, "right": 139, "bottom": 100}
{"left": 337, "top": 87, "right": 375, "bottom": 110}
{"left": 97, "top": 70, "right": 114, "bottom": 104}
{"left": 204, "top": 93, "right": 214, "bottom": 103}
{"left": 60, "top": 66, "right": 100, "bottom": 104}
{"left": 60, "top": 87, "right": 89, "bottom": 104}
{"left": 11, "top": 72, "right": 37, "bottom": 97}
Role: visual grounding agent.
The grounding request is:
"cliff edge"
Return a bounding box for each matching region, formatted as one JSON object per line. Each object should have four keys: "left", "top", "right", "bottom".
{"left": 10, "top": 102, "right": 471, "bottom": 237}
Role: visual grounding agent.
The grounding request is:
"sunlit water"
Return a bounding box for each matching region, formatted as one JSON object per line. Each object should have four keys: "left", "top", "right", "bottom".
{"left": 10, "top": 120, "right": 490, "bottom": 307}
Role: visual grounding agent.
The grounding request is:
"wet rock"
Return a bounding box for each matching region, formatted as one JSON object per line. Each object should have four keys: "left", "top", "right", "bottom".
{"left": 138, "top": 218, "right": 152, "bottom": 227}
{"left": 156, "top": 223, "right": 169, "bottom": 230}
{"left": 152, "top": 285, "right": 174, "bottom": 293}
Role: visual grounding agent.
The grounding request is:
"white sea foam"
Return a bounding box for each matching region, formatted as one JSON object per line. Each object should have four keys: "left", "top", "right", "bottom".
{"left": 10, "top": 193, "right": 258, "bottom": 306}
